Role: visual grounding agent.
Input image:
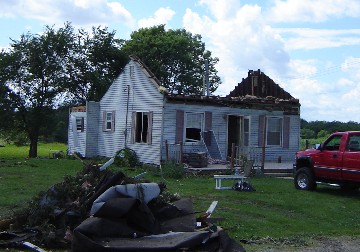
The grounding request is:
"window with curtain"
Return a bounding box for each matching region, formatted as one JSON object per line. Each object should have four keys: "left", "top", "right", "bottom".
{"left": 243, "top": 117, "right": 250, "bottom": 146}
{"left": 267, "top": 117, "right": 282, "bottom": 146}
{"left": 132, "top": 112, "right": 152, "bottom": 144}
{"left": 185, "top": 112, "right": 204, "bottom": 142}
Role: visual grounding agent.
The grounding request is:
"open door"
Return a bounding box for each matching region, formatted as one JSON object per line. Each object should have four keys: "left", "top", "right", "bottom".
{"left": 227, "top": 115, "right": 242, "bottom": 157}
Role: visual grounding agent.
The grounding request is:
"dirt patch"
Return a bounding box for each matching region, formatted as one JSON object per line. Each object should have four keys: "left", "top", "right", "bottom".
{"left": 244, "top": 236, "right": 360, "bottom": 252}
{"left": 298, "top": 236, "right": 360, "bottom": 252}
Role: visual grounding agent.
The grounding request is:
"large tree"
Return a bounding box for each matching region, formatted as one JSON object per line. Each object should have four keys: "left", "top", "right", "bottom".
{"left": 121, "top": 25, "right": 221, "bottom": 95}
{"left": 0, "top": 23, "right": 127, "bottom": 157}
{"left": 66, "top": 26, "right": 128, "bottom": 103}
{"left": 0, "top": 24, "right": 77, "bottom": 157}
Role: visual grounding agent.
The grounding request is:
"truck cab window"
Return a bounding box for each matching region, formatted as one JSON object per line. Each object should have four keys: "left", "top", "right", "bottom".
{"left": 348, "top": 136, "right": 360, "bottom": 151}
{"left": 323, "top": 135, "right": 342, "bottom": 151}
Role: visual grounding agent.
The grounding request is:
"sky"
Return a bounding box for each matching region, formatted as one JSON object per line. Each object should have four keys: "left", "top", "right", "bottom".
{"left": 1, "top": 0, "right": 360, "bottom": 123}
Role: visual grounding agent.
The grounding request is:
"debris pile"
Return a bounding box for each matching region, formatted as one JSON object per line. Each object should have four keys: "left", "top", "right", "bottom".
{"left": 0, "top": 161, "right": 245, "bottom": 252}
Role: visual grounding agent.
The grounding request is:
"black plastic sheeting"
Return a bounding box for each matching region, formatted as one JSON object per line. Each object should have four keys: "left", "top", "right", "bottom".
{"left": 72, "top": 183, "right": 245, "bottom": 252}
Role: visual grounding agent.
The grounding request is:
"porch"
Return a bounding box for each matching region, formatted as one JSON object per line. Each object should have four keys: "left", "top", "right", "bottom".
{"left": 186, "top": 162, "right": 293, "bottom": 177}
{"left": 163, "top": 141, "right": 293, "bottom": 176}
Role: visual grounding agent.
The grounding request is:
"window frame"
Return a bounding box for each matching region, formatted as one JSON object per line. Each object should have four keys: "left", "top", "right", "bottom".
{"left": 243, "top": 116, "right": 250, "bottom": 147}
{"left": 323, "top": 134, "right": 342, "bottom": 151}
{"left": 103, "top": 111, "right": 115, "bottom": 132}
{"left": 132, "top": 111, "right": 152, "bottom": 144}
{"left": 76, "top": 117, "right": 84, "bottom": 132}
{"left": 266, "top": 117, "right": 283, "bottom": 146}
{"left": 347, "top": 135, "right": 360, "bottom": 152}
{"left": 184, "top": 112, "right": 204, "bottom": 143}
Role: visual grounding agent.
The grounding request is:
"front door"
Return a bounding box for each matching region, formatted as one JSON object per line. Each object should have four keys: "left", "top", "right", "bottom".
{"left": 227, "top": 115, "right": 242, "bottom": 158}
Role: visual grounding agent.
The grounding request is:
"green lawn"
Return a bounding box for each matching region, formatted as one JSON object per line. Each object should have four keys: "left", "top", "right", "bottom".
{"left": 1, "top": 143, "right": 360, "bottom": 251}
{"left": 0, "top": 142, "right": 67, "bottom": 159}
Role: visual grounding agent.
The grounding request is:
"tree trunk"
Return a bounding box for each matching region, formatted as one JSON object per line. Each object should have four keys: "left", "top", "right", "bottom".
{"left": 29, "top": 136, "right": 38, "bottom": 158}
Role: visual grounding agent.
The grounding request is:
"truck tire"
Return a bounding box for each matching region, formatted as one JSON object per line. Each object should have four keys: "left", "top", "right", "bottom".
{"left": 294, "top": 168, "right": 317, "bottom": 191}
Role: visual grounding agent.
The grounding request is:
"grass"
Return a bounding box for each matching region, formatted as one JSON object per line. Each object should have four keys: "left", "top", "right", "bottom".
{"left": 0, "top": 142, "right": 67, "bottom": 159}
{"left": 1, "top": 143, "right": 360, "bottom": 251}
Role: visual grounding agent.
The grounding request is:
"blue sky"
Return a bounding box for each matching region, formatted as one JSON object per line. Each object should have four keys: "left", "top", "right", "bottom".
{"left": 1, "top": 0, "right": 360, "bottom": 122}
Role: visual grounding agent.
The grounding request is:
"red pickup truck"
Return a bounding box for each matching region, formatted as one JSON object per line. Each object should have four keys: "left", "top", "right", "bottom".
{"left": 294, "top": 131, "right": 360, "bottom": 190}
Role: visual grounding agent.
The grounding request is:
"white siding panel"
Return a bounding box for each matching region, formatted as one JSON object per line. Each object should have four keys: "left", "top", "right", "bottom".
{"left": 68, "top": 111, "right": 87, "bottom": 157}
{"left": 162, "top": 102, "right": 300, "bottom": 162}
{"left": 85, "top": 101, "right": 100, "bottom": 157}
{"left": 97, "top": 60, "right": 164, "bottom": 165}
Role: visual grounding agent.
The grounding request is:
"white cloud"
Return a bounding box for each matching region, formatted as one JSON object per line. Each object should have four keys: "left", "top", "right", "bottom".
{"left": 183, "top": 2, "right": 291, "bottom": 95}
{"left": 276, "top": 28, "right": 360, "bottom": 50}
{"left": 286, "top": 57, "right": 360, "bottom": 122}
{"left": 341, "top": 57, "right": 360, "bottom": 79}
{"left": 198, "top": 0, "right": 240, "bottom": 20}
{"left": 138, "top": 7, "right": 175, "bottom": 29}
{"left": 268, "top": 0, "right": 360, "bottom": 23}
{"left": 0, "top": 0, "right": 134, "bottom": 27}
{"left": 338, "top": 78, "right": 354, "bottom": 87}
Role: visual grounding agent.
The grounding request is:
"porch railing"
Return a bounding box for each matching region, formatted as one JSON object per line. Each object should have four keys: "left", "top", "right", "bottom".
{"left": 233, "top": 145, "right": 264, "bottom": 170}
{"left": 164, "top": 140, "right": 183, "bottom": 164}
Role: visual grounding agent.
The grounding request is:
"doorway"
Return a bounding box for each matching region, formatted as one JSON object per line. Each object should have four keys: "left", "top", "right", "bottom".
{"left": 227, "top": 115, "right": 242, "bottom": 157}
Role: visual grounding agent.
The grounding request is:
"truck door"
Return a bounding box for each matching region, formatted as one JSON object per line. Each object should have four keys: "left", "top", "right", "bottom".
{"left": 314, "top": 134, "right": 343, "bottom": 179}
{"left": 342, "top": 134, "right": 360, "bottom": 182}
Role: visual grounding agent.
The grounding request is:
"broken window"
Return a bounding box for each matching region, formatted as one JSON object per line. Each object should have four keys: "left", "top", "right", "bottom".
{"left": 76, "top": 117, "right": 84, "bottom": 132}
{"left": 103, "top": 111, "right": 115, "bottom": 131}
{"left": 132, "top": 112, "right": 152, "bottom": 144}
{"left": 185, "top": 113, "right": 204, "bottom": 142}
{"left": 267, "top": 117, "right": 282, "bottom": 146}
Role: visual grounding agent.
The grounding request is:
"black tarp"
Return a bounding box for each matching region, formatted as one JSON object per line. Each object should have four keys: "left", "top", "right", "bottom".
{"left": 72, "top": 183, "right": 245, "bottom": 252}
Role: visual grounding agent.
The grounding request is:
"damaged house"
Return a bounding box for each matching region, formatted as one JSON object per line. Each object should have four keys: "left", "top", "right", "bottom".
{"left": 68, "top": 56, "right": 300, "bottom": 167}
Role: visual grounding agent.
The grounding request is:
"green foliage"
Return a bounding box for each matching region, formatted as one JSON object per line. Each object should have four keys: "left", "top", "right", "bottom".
{"left": 121, "top": 24, "right": 221, "bottom": 95}
{"left": 114, "top": 148, "right": 139, "bottom": 168}
{"left": 159, "top": 161, "right": 185, "bottom": 179}
{"left": 317, "top": 129, "right": 329, "bottom": 138}
{"left": 66, "top": 26, "right": 128, "bottom": 103}
{"left": 301, "top": 119, "right": 360, "bottom": 136}
{"left": 0, "top": 23, "right": 128, "bottom": 157}
{"left": 300, "top": 128, "right": 315, "bottom": 139}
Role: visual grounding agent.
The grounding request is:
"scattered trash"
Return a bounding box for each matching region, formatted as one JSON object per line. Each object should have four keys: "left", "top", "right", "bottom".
{"left": 0, "top": 159, "right": 245, "bottom": 251}
{"left": 232, "top": 181, "right": 256, "bottom": 192}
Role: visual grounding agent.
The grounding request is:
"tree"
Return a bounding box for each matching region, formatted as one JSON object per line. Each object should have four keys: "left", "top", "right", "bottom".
{"left": 121, "top": 25, "right": 221, "bottom": 95}
{"left": 0, "top": 23, "right": 129, "bottom": 156}
{"left": 66, "top": 26, "right": 128, "bottom": 103}
{"left": 0, "top": 24, "right": 78, "bottom": 157}
{"left": 300, "top": 128, "right": 315, "bottom": 139}
{"left": 317, "top": 129, "right": 329, "bottom": 138}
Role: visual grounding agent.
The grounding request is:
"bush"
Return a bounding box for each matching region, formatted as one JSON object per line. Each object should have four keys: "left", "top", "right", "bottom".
{"left": 301, "top": 128, "right": 315, "bottom": 139}
{"left": 114, "top": 148, "right": 139, "bottom": 168}
{"left": 160, "top": 161, "right": 185, "bottom": 179}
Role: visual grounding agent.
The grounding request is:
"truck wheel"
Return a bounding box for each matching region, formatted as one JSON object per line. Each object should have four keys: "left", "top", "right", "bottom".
{"left": 294, "top": 168, "right": 317, "bottom": 190}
